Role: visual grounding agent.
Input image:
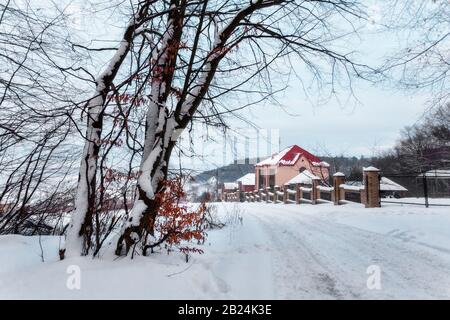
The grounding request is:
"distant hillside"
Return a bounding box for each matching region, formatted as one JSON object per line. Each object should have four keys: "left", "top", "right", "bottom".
{"left": 193, "top": 162, "right": 255, "bottom": 185}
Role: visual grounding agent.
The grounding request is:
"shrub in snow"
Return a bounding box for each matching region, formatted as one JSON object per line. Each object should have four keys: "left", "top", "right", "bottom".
{"left": 202, "top": 205, "right": 226, "bottom": 230}
{"left": 141, "top": 178, "right": 207, "bottom": 257}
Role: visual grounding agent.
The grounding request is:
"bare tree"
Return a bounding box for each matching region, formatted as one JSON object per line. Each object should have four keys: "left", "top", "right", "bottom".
{"left": 0, "top": 1, "right": 83, "bottom": 235}
{"left": 374, "top": 103, "right": 450, "bottom": 174}
{"left": 60, "top": 0, "right": 375, "bottom": 257}
{"left": 1, "top": 1, "right": 378, "bottom": 257}
{"left": 382, "top": 0, "right": 449, "bottom": 108}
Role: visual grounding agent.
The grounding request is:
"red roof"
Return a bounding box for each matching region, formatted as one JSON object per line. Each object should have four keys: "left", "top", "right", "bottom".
{"left": 256, "top": 145, "right": 321, "bottom": 167}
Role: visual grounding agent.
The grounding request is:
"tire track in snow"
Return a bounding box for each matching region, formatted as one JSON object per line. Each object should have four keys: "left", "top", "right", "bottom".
{"left": 250, "top": 212, "right": 351, "bottom": 299}
{"left": 243, "top": 203, "right": 450, "bottom": 299}
{"left": 277, "top": 204, "right": 450, "bottom": 298}
{"left": 199, "top": 207, "right": 276, "bottom": 299}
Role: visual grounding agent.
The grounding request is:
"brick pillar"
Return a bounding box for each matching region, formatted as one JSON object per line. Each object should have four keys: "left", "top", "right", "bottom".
{"left": 363, "top": 167, "right": 380, "bottom": 208}
{"left": 311, "top": 178, "right": 320, "bottom": 204}
{"left": 295, "top": 183, "right": 301, "bottom": 204}
{"left": 332, "top": 172, "right": 345, "bottom": 205}
{"left": 360, "top": 189, "right": 366, "bottom": 206}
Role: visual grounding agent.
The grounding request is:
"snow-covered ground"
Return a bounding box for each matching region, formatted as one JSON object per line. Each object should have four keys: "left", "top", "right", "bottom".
{"left": 1, "top": 201, "right": 450, "bottom": 299}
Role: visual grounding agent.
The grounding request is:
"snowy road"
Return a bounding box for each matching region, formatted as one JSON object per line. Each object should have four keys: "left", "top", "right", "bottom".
{"left": 1, "top": 201, "right": 450, "bottom": 299}
{"left": 206, "top": 202, "right": 450, "bottom": 299}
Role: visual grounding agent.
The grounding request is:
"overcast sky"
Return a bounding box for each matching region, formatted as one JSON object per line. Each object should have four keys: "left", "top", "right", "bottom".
{"left": 240, "top": 80, "right": 429, "bottom": 157}
{"left": 178, "top": 81, "right": 430, "bottom": 171}
{"left": 47, "top": 0, "right": 434, "bottom": 170}
{"left": 180, "top": 5, "right": 433, "bottom": 170}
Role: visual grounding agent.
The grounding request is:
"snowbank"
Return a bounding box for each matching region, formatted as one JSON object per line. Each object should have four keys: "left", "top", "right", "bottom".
{"left": 1, "top": 201, "right": 450, "bottom": 299}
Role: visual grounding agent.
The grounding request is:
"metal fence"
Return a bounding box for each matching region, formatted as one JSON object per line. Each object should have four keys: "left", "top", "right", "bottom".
{"left": 380, "top": 172, "right": 450, "bottom": 207}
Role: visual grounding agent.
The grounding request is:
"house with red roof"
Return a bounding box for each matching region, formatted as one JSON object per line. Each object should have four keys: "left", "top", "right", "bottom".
{"left": 255, "top": 145, "right": 329, "bottom": 190}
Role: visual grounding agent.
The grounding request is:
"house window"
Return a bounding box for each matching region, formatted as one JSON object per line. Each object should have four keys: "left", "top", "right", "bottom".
{"left": 299, "top": 166, "right": 307, "bottom": 173}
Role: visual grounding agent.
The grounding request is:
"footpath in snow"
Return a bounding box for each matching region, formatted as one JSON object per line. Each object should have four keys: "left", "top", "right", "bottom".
{"left": 1, "top": 201, "right": 450, "bottom": 299}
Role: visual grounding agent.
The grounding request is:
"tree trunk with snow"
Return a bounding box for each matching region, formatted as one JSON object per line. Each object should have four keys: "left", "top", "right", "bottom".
{"left": 56, "top": 0, "right": 371, "bottom": 258}
{"left": 115, "top": 0, "right": 273, "bottom": 256}
{"left": 63, "top": 6, "right": 151, "bottom": 258}
{"left": 115, "top": 2, "right": 186, "bottom": 255}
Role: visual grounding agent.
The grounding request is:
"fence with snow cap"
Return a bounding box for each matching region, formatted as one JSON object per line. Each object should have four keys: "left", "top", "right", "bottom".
{"left": 223, "top": 166, "right": 382, "bottom": 208}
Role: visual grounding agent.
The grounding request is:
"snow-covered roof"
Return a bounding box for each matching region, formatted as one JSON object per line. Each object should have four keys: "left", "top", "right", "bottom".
{"left": 333, "top": 172, "right": 345, "bottom": 177}
{"left": 363, "top": 166, "right": 379, "bottom": 171}
{"left": 346, "top": 181, "right": 363, "bottom": 186}
{"left": 223, "top": 182, "right": 238, "bottom": 190}
{"left": 237, "top": 173, "right": 255, "bottom": 186}
{"left": 207, "top": 176, "right": 217, "bottom": 184}
{"left": 285, "top": 170, "right": 321, "bottom": 185}
{"left": 312, "top": 161, "right": 330, "bottom": 167}
{"left": 380, "top": 177, "right": 408, "bottom": 192}
{"left": 256, "top": 145, "right": 322, "bottom": 167}
{"left": 346, "top": 178, "right": 407, "bottom": 192}
{"left": 420, "top": 170, "right": 450, "bottom": 178}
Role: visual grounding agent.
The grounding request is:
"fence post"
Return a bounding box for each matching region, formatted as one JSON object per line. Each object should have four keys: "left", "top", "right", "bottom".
{"left": 311, "top": 178, "right": 320, "bottom": 204}
{"left": 283, "top": 186, "right": 288, "bottom": 204}
{"left": 422, "top": 173, "right": 429, "bottom": 208}
{"left": 363, "top": 167, "right": 380, "bottom": 208}
{"left": 300, "top": 183, "right": 305, "bottom": 203}
{"left": 332, "top": 172, "right": 345, "bottom": 205}
{"left": 295, "top": 183, "right": 301, "bottom": 204}
{"left": 266, "top": 187, "right": 271, "bottom": 203}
